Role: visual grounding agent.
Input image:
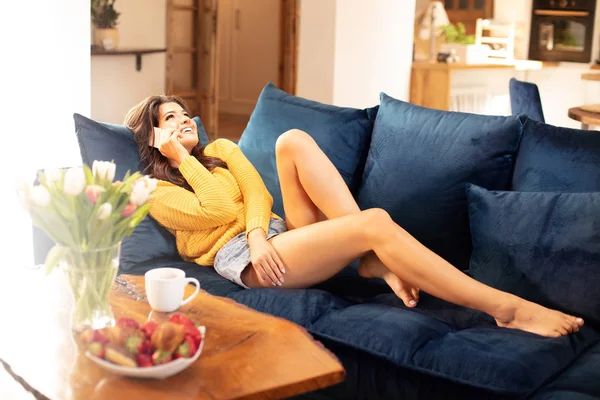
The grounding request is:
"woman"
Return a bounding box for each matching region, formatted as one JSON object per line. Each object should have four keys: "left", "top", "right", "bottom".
{"left": 126, "top": 95, "right": 584, "bottom": 338}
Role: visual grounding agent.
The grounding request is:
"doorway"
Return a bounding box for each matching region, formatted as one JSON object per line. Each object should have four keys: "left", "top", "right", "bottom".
{"left": 165, "top": 0, "right": 299, "bottom": 142}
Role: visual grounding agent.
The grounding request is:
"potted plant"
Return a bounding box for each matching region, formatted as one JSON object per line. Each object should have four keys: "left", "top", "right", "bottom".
{"left": 91, "top": 0, "right": 121, "bottom": 49}
{"left": 440, "top": 22, "right": 489, "bottom": 64}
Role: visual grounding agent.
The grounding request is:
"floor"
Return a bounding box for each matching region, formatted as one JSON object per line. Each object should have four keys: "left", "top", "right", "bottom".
{"left": 217, "top": 113, "right": 250, "bottom": 142}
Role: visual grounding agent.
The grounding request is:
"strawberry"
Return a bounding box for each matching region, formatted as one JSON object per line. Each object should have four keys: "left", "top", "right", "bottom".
{"left": 116, "top": 317, "right": 139, "bottom": 329}
{"left": 84, "top": 330, "right": 109, "bottom": 345}
{"left": 137, "top": 353, "right": 153, "bottom": 368}
{"left": 141, "top": 321, "right": 159, "bottom": 339}
{"left": 168, "top": 314, "right": 194, "bottom": 328}
{"left": 179, "top": 335, "right": 199, "bottom": 359}
{"left": 184, "top": 325, "right": 202, "bottom": 348}
{"left": 137, "top": 340, "right": 153, "bottom": 355}
{"left": 152, "top": 349, "right": 173, "bottom": 365}
{"left": 88, "top": 342, "right": 105, "bottom": 359}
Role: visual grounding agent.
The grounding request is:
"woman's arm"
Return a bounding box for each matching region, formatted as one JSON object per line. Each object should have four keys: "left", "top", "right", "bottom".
{"left": 149, "top": 156, "right": 238, "bottom": 231}
{"left": 216, "top": 139, "right": 273, "bottom": 237}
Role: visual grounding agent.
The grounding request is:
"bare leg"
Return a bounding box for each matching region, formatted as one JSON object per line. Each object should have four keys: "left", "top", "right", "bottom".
{"left": 241, "top": 129, "right": 584, "bottom": 337}
{"left": 241, "top": 209, "right": 583, "bottom": 337}
{"left": 275, "top": 129, "right": 419, "bottom": 306}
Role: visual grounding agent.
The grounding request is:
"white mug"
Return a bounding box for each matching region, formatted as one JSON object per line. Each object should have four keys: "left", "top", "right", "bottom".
{"left": 145, "top": 268, "right": 200, "bottom": 312}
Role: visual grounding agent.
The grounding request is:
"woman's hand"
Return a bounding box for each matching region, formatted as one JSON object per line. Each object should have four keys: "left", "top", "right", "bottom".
{"left": 159, "top": 129, "right": 190, "bottom": 166}
{"left": 247, "top": 229, "right": 286, "bottom": 286}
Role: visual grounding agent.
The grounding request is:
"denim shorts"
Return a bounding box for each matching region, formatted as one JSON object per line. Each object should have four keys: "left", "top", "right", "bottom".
{"left": 213, "top": 218, "right": 287, "bottom": 289}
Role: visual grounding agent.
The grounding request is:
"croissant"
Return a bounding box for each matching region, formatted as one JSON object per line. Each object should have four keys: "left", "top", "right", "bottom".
{"left": 151, "top": 322, "right": 185, "bottom": 353}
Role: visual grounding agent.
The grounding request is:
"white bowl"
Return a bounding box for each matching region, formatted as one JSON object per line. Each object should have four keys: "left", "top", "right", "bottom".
{"left": 86, "top": 326, "right": 206, "bottom": 379}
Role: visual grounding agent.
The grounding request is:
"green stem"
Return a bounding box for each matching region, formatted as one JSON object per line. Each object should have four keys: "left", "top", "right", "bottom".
{"left": 62, "top": 243, "right": 119, "bottom": 331}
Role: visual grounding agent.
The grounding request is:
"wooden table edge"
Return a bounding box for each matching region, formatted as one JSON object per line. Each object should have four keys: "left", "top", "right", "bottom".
{"left": 1, "top": 358, "right": 48, "bottom": 400}
{"left": 568, "top": 107, "right": 600, "bottom": 126}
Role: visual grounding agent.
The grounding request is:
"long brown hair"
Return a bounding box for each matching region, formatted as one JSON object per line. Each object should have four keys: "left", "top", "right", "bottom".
{"left": 125, "top": 95, "right": 227, "bottom": 191}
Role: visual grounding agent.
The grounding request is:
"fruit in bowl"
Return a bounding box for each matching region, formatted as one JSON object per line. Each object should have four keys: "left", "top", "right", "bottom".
{"left": 83, "top": 314, "right": 205, "bottom": 378}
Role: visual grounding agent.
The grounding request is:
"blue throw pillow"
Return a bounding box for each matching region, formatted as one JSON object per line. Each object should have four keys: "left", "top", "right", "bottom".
{"left": 74, "top": 113, "right": 209, "bottom": 179}
{"left": 72, "top": 113, "right": 209, "bottom": 272}
{"left": 356, "top": 94, "right": 524, "bottom": 269}
{"left": 512, "top": 118, "right": 600, "bottom": 192}
{"left": 467, "top": 184, "right": 600, "bottom": 325}
{"left": 237, "top": 82, "right": 378, "bottom": 217}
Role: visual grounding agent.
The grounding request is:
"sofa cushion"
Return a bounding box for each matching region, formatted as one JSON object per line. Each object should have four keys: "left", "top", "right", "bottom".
{"left": 530, "top": 341, "right": 600, "bottom": 400}
{"left": 74, "top": 113, "right": 209, "bottom": 180}
{"left": 467, "top": 184, "right": 600, "bottom": 325}
{"left": 356, "top": 94, "right": 524, "bottom": 269}
{"left": 73, "top": 113, "right": 210, "bottom": 273}
{"left": 139, "top": 255, "right": 600, "bottom": 397}
{"left": 309, "top": 296, "right": 600, "bottom": 396}
{"left": 237, "top": 82, "right": 378, "bottom": 217}
{"left": 512, "top": 118, "right": 600, "bottom": 192}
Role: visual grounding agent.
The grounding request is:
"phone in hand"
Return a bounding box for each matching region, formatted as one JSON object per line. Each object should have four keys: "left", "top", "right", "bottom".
{"left": 150, "top": 127, "right": 170, "bottom": 149}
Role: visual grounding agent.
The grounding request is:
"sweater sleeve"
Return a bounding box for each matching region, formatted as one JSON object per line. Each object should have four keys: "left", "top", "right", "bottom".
{"left": 216, "top": 139, "right": 273, "bottom": 236}
{"left": 148, "top": 155, "right": 238, "bottom": 231}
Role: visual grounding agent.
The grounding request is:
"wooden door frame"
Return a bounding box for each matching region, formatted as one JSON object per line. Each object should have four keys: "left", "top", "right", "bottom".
{"left": 279, "top": 0, "right": 300, "bottom": 95}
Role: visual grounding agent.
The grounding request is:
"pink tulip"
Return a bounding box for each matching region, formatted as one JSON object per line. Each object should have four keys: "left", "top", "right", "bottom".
{"left": 85, "top": 185, "right": 105, "bottom": 204}
{"left": 121, "top": 203, "right": 137, "bottom": 217}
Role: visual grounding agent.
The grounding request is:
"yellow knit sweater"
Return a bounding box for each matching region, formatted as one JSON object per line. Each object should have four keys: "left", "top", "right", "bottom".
{"left": 148, "top": 139, "right": 280, "bottom": 266}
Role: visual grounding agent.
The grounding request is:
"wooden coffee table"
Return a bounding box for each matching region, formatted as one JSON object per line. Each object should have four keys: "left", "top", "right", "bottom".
{"left": 0, "top": 268, "right": 344, "bottom": 399}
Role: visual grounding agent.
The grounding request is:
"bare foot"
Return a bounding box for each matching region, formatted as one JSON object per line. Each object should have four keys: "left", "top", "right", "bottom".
{"left": 494, "top": 297, "right": 584, "bottom": 337}
{"left": 358, "top": 251, "right": 420, "bottom": 308}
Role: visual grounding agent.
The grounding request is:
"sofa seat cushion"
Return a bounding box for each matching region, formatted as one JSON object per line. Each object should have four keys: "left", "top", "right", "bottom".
{"left": 120, "top": 259, "right": 244, "bottom": 298}
{"left": 356, "top": 95, "right": 524, "bottom": 269}
{"left": 512, "top": 118, "right": 600, "bottom": 192}
{"left": 308, "top": 298, "right": 600, "bottom": 396}
{"left": 139, "top": 258, "right": 600, "bottom": 396}
{"left": 229, "top": 288, "right": 350, "bottom": 328}
{"left": 237, "top": 82, "right": 378, "bottom": 216}
{"left": 530, "top": 341, "right": 600, "bottom": 400}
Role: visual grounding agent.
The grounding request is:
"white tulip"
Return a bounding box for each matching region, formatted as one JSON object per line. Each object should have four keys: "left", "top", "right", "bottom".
{"left": 44, "top": 168, "right": 62, "bottom": 186}
{"left": 130, "top": 182, "right": 152, "bottom": 206}
{"left": 97, "top": 203, "right": 113, "bottom": 220}
{"left": 63, "top": 167, "right": 86, "bottom": 196}
{"left": 92, "top": 161, "right": 116, "bottom": 183}
{"left": 30, "top": 185, "right": 51, "bottom": 206}
{"left": 143, "top": 176, "right": 158, "bottom": 192}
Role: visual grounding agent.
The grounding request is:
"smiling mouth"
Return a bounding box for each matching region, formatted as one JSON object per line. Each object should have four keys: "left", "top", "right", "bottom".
{"left": 182, "top": 127, "right": 194, "bottom": 134}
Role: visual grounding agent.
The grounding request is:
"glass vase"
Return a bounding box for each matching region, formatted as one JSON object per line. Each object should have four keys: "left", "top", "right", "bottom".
{"left": 59, "top": 243, "right": 121, "bottom": 332}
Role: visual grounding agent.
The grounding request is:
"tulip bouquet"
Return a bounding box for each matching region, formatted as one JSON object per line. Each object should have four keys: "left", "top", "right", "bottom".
{"left": 18, "top": 161, "right": 158, "bottom": 331}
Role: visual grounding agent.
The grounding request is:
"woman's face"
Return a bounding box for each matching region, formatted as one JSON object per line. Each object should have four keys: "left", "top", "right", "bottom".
{"left": 157, "top": 102, "right": 198, "bottom": 153}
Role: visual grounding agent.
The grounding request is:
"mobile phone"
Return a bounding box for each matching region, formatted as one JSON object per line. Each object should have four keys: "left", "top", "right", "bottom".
{"left": 150, "top": 127, "right": 169, "bottom": 149}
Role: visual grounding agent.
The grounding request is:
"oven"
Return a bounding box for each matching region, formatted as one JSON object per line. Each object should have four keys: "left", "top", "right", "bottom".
{"left": 529, "top": 0, "right": 596, "bottom": 63}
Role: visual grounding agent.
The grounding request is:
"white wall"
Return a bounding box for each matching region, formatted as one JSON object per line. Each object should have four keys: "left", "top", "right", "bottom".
{"left": 91, "top": 0, "right": 167, "bottom": 124}
{"left": 297, "top": 0, "right": 415, "bottom": 108}
{"left": 1, "top": 0, "right": 90, "bottom": 267}
{"left": 332, "top": 0, "right": 415, "bottom": 108}
{"left": 296, "top": 0, "right": 337, "bottom": 104}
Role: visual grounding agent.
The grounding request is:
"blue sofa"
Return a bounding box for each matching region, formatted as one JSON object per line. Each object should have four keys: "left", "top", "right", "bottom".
{"left": 67, "top": 83, "right": 600, "bottom": 400}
